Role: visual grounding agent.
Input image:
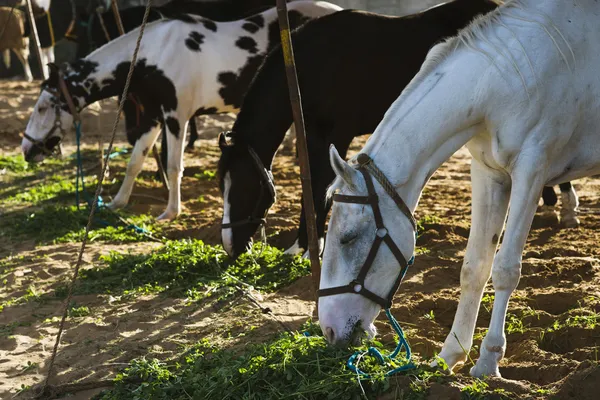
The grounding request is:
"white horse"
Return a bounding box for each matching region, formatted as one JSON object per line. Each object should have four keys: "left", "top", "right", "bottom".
{"left": 319, "top": 0, "right": 600, "bottom": 378}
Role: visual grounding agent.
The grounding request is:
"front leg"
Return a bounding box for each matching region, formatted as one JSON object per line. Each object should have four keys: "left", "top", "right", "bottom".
{"left": 108, "top": 125, "right": 161, "bottom": 210}
{"left": 159, "top": 115, "right": 187, "bottom": 221}
{"left": 436, "top": 158, "right": 510, "bottom": 371}
{"left": 186, "top": 117, "right": 198, "bottom": 152}
{"left": 471, "top": 155, "right": 547, "bottom": 378}
{"left": 14, "top": 47, "right": 33, "bottom": 82}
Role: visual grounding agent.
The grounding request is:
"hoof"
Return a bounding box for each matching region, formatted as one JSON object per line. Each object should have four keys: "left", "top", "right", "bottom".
{"left": 532, "top": 209, "right": 560, "bottom": 229}
{"left": 107, "top": 199, "right": 126, "bottom": 210}
{"left": 561, "top": 215, "right": 580, "bottom": 228}
{"left": 284, "top": 240, "right": 304, "bottom": 255}
{"left": 436, "top": 348, "right": 467, "bottom": 372}
{"left": 157, "top": 210, "right": 178, "bottom": 221}
{"left": 470, "top": 362, "right": 501, "bottom": 378}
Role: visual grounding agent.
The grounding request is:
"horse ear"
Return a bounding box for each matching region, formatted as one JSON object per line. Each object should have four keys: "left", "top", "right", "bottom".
{"left": 46, "top": 63, "right": 60, "bottom": 87}
{"left": 330, "top": 145, "right": 359, "bottom": 187}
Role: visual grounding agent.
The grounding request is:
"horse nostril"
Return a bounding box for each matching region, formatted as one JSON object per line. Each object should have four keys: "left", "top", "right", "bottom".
{"left": 325, "top": 327, "right": 335, "bottom": 343}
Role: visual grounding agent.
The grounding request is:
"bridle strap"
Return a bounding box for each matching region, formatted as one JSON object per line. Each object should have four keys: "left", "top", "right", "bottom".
{"left": 318, "top": 154, "right": 415, "bottom": 309}
{"left": 56, "top": 71, "right": 81, "bottom": 123}
{"left": 221, "top": 143, "right": 276, "bottom": 230}
{"left": 356, "top": 153, "right": 417, "bottom": 231}
{"left": 23, "top": 70, "right": 81, "bottom": 158}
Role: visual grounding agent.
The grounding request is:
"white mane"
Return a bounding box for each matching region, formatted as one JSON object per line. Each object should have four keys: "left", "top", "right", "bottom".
{"left": 361, "top": 0, "right": 575, "bottom": 158}
{"left": 402, "top": 0, "right": 573, "bottom": 102}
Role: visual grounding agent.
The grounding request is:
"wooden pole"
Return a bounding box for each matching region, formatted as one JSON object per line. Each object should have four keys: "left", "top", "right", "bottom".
{"left": 25, "top": 0, "right": 47, "bottom": 80}
{"left": 111, "top": 0, "right": 126, "bottom": 36}
{"left": 275, "top": 0, "right": 321, "bottom": 296}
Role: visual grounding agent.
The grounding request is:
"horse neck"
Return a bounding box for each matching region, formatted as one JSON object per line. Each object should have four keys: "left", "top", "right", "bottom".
{"left": 230, "top": 61, "right": 292, "bottom": 168}
{"left": 64, "top": 34, "right": 143, "bottom": 109}
{"left": 362, "top": 50, "right": 488, "bottom": 211}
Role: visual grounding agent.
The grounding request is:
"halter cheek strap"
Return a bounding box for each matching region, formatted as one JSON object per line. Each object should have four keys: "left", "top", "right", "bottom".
{"left": 23, "top": 71, "right": 81, "bottom": 157}
{"left": 317, "top": 154, "right": 416, "bottom": 309}
{"left": 221, "top": 145, "right": 276, "bottom": 230}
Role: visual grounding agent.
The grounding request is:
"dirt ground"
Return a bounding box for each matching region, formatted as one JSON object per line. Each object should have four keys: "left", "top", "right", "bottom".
{"left": 1, "top": 81, "right": 600, "bottom": 399}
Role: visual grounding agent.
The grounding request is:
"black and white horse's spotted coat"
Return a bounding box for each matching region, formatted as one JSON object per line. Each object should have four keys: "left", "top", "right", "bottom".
{"left": 22, "top": 1, "right": 342, "bottom": 221}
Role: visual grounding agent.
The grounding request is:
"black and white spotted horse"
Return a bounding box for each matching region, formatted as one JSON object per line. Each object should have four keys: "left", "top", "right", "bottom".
{"left": 21, "top": 1, "right": 342, "bottom": 221}
{"left": 74, "top": 0, "right": 290, "bottom": 173}
{"left": 218, "top": 0, "right": 579, "bottom": 259}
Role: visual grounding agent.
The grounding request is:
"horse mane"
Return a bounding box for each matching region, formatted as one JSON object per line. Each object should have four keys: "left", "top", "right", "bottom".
{"left": 395, "top": 0, "right": 573, "bottom": 103}
{"left": 328, "top": 0, "right": 575, "bottom": 200}
{"left": 217, "top": 133, "right": 249, "bottom": 189}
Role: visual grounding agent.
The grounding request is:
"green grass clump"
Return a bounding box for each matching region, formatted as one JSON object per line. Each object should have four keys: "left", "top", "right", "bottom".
{"left": 96, "top": 325, "right": 390, "bottom": 400}
{"left": 0, "top": 155, "right": 30, "bottom": 173}
{"left": 5, "top": 174, "right": 75, "bottom": 203}
{"left": 68, "top": 304, "right": 91, "bottom": 318}
{"left": 95, "top": 322, "right": 510, "bottom": 400}
{"left": 1, "top": 205, "right": 160, "bottom": 244}
{"left": 0, "top": 153, "right": 73, "bottom": 176}
{"left": 416, "top": 214, "right": 442, "bottom": 235}
{"left": 61, "top": 240, "right": 310, "bottom": 300}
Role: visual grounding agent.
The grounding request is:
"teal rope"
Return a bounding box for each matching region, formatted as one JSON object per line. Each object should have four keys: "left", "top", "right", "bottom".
{"left": 347, "top": 309, "right": 414, "bottom": 378}
{"left": 346, "top": 232, "right": 419, "bottom": 378}
{"left": 75, "top": 121, "right": 103, "bottom": 209}
{"left": 74, "top": 122, "right": 151, "bottom": 237}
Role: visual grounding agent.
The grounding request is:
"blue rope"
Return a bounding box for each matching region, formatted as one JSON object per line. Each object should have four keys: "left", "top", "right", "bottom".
{"left": 347, "top": 233, "right": 419, "bottom": 378}
{"left": 347, "top": 309, "right": 415, "bottom": 378}
{"left": 75, "top": 122, "right": 104, "bottom": 209}
{"left": 73, "top": 122, "right": 151, "bottom": 238}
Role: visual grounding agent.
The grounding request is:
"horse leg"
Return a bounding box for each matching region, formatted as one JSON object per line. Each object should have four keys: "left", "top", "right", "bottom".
{"left": 541, "top": 186, "right": 557, "bottom": 206}
{"left": 185, "top": 117, "right": 197, "bottom": 152}
{"left": 13, "top": 47, "right": 33, "bottom": 82}
{"left": 559, "top": 182, "right": 579, "bottom": 228}
{"left": 436, "top": 158, "right": 510, "bottom": 372}
{"left": 156, "top": 127, "right": 168, "bottom": 181}
{"left": 470, "top": 155, "right": 547, "bottom": 378}
{"left": 159, "top": 115, "right": 187, "bottom": 221}
{"left": 38, "top": 47, "right": 50, "bottom": 78}
{"left": 282, "top": 124, "right": 296, "bottom": 153}
{"left": 107, "top": 125, "right": 161, "bottom": 210}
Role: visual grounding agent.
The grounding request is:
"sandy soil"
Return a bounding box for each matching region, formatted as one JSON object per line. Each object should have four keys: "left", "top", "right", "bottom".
{"left": 1, "top": 80, "right": 600, "bottom": 399}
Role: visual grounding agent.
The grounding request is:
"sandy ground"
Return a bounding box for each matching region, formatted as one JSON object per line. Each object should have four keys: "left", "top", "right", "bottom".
{"left": 1, "top": 80, "right": 600, "bottom": 399}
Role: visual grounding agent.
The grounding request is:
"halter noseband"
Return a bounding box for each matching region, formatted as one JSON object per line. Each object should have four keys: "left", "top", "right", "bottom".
{"left": 318, "top": 154, "right": 417, "bottom": 309}
{"left": 221, "top": 144, "right": 276, "bottom": 230}
{"left": 23, "top": 70, "right": 80, "bottom": 158}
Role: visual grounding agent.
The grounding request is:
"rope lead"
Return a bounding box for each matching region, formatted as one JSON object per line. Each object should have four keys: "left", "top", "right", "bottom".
{"left": 347, "top": 309, "right": 415, "bottom": 378}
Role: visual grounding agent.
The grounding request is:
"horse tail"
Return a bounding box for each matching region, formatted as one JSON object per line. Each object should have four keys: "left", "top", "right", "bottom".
{"left": 2, "top": 49, "right": 10, "bottom": 69}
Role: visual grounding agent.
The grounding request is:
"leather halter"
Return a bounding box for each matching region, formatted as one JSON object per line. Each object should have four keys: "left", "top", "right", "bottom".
{"left": 221, "top": 145, "right": 276, "bottom": 230}
{"left": 318, "top": 154, "right": 417, "bottom": 309}
{"left": 23, "top": 70, "right": 80, "bottom": 157}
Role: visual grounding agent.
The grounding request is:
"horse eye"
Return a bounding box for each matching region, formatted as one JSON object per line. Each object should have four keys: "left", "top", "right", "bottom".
{"left": 38, "top": 107, "right": 47, "bottom": 113}
{"left": 340, "top": 233, "right": 358, "bottom": 245}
